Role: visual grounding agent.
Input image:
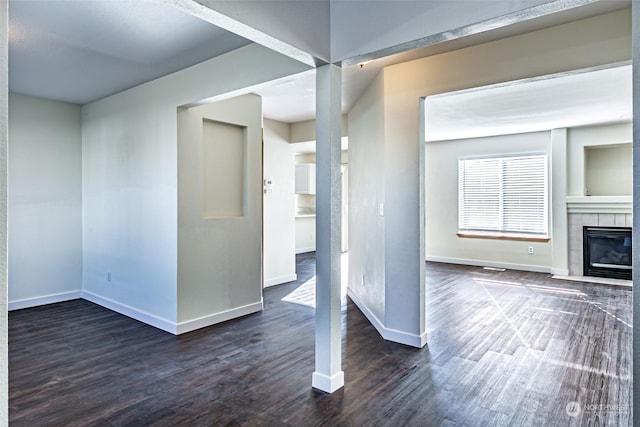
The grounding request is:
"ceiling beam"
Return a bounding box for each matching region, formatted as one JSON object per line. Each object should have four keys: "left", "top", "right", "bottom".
{"left": 339, "top": 0, "right": 615, "bottom": 66}
{"left": 166, "top": 0, "right": 326, "bottom": 67}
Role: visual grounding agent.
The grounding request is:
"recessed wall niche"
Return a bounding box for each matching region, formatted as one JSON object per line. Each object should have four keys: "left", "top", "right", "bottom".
{"left": 202, "top": 118, "right": 246, "bottom": 218}
{"left": 585, "top": 143, "right": 632, "bottom": 196}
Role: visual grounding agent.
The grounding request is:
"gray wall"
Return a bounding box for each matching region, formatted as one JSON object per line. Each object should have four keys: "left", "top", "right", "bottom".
{"left": 8, "top": 93, "right": 82, "bottom": 308}
{"left": 348, "top": 71, "right": 386, "bottom": 325}
{"left": 331, "top": 0, "right": 554, "bottom": 61}
{"left": 425, "top": 131, "right": 553, "bottom": 270}
{"left": 81, "top": 44, "right": 309, "bottom": 332}
{"left": 263, "top": 119, "right": 297, "bottom": 287}
{"left": 177, "top": 94, "right": 263, "bottom": 330}
{"left": 347, "top": 8, "right": 631, "bottom": 346}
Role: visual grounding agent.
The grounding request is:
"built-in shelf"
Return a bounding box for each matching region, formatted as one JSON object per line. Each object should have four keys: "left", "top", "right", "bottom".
{"left": 566, "top": 196, "right": 632, "bottom": 214}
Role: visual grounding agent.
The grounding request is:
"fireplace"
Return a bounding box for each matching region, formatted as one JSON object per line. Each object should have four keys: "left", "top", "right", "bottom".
{"left": 583, "top": 227, "right": 632, "bottom": 280}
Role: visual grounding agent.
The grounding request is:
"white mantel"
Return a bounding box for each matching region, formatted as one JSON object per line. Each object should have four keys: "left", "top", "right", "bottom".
{"left": 566, "top": 196, "right": 632, "bottom": 214}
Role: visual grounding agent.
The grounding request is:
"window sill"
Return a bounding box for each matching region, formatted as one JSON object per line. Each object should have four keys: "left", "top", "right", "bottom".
{"left": 457, "top": 232, "right": 550, "bottom": 242}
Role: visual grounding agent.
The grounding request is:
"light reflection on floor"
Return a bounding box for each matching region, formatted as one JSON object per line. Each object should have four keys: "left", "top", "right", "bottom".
{"left": 281, "top": 253, "right": 349, "bottom": 308}
{"left": 473, "top": 275, "right": 631, "bottom": 328}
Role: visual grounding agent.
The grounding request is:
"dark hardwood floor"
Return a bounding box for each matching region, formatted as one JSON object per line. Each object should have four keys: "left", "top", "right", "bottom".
{"left": 10, "top": 254, "right": 632, "bottom": 426}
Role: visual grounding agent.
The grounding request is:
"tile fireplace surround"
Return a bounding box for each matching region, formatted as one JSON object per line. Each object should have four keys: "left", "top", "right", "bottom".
{"left": 568, "top": 213, "right": 632, "bottom": 277}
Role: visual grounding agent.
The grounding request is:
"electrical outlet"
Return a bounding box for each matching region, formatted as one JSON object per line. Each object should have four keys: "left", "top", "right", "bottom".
{"left": 107, "top": 271, "right": 112, "bottom": 282}
{"left": 361, "top": 274, "right": 365, "bottom": 286}
{"left": 528, "top": 247, "right": 534, "bottom": 255}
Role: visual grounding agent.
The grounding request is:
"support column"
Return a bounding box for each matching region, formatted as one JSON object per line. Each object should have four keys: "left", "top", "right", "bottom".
{"left": 312, "top": 64, "right": 344, "bottom": 393}
{"left": 550, "top": 128, "right": 568, "bottom": 276}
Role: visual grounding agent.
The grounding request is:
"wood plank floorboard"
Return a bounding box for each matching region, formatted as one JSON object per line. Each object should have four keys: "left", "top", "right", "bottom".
{"left": 10, "top": 254, "right": 631, "bottom": 426}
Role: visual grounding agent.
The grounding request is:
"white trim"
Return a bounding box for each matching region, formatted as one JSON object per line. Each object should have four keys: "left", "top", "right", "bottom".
{"left": 176, "top": 301, "right": 263, "bottom": 334}
{"left": 264, "top": 274, "right": 297, "bottom": 287}
{"left": 347, "top": 288, "right": 427, "bottom": 348}
{"left": 82, "top": 290, "right": 177, "bottom": 334}
{"left": 8, "top": 290, "right": 82, "bottom": 311}
{"left": 25, "top": 291, "right": 264, "bottom": 336}
{"left": 312, "top": 371, "right": 344, "bottom": 393}
{"left": 383, "top": 327, "right": 428, "bottom": 348}
{"left": 347, "top": 288, "right": 385, "bottom": 338}
{"left": 426, "top": 256, "right": 551, "bottom": 274}
{"left": 550, "top": 268, "right": 570, "bottom": 276}
{"left": 566, "top": 196, "right": 632, "bottom": 214}
{"left": 295, "top": 247, "right": 315, "bottom": 254}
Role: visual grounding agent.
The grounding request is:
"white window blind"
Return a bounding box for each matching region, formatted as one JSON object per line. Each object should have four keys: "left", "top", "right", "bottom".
{"left": 458, "top": 154, "right": 548, "bottom": 236}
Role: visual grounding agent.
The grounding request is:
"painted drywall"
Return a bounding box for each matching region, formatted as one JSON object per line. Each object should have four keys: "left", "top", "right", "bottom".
{"left": 348, "top": 70, "right": 386, "bottom": 325}
{"left": 81, "top": 44, "right": 310, "bottom": 331}
{"left": 567, "top": 122, "right": 632, "bottom": 196}
{"left": 424, "top": 123, "right": 632, "bottom": 273}
{"left": 550, "top": 128, "right": 568, "bottom": 275}
{"left": 0, "top": 3, "right": 8, "bottom": 422}
{"left": 425, "top": 131, "right": 553, "bottom": 269}
{"left": 177, "top": 94, "right": 263, "bottom": 327}
{"left": 290, "top": 115, "right": 348, "bottom": 143}
{"left": 200, "top": 0, "right": 330, "bottom": 62}
{"left": 8, "top": 94, "right": 82, "bottom": 308}
{"left": 263, "top": 118, "right": 297, "bottom": 286}
{"left": 330, "top": 0, "right": 554, "bottom": 62}
{"left": 348, "top": 8, "right": 631, "bottom": 345}
{"left": 586, "top": 144, "right": 632, "bottom": 196}
{"left": 295, "top": 153, "right": 315, "bottom": 164}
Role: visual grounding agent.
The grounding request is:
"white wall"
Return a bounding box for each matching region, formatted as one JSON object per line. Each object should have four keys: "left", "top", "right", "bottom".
{"left": 348, "top": 71, "right": 386, "bottom": 326}
{"left": 290, "top": 115, "right": 348, "bottom": 143}
{"left": 263, "top": 119, "right": 297, "bottom": 286}
{"left": 567, "top": 122, "right": 633, "bottom": 196}
{"left": 177, "top": 94, "right": 263, "bottom": 330}
{"left": 331, "top": 0, "right": 555, "bottom": 61}
{"left": 425, "top": 131, "right": 553, "bottom": 270}
{"left": 8, "top": 94, "right": 82, "bottom": 309}
{"left": 81, "top": 44, "right": 310, "bottom": 332}
{"left": 586, "top": 144, "right": 632, "bottom": 196}
{"left": 348, "top": 8, "right": 631, "bottom": 346}
{"left": 200, "top": 0, "right": 330, "bottom": 62}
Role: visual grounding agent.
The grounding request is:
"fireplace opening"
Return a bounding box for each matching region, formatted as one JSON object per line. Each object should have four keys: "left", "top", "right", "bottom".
{"left": 583, "top": 226, "right": 632, "bottom": 280}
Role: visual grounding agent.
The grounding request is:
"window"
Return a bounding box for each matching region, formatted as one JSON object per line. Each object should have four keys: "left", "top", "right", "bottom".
{"left": 458, "top": 154, "right": 548, "bottom": 239}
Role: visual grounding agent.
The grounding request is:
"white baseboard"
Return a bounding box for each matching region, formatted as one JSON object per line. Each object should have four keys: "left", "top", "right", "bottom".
{"left": 9, "top": 290, "right": 82, "bottom": 311}
{"left": 176, "top": 301, "right": 263, "bottom": 334}
{"left": 295, "top": 247, "right": 315, "bottom": 254}
{"left": 14, "top": 289, "right": 264, "bottom": 337}
{"left": 83, "top": 291, "right": 263, "bottom": 335}
{"left": 264, "top": 273, "right": 297, "bottom": 288}
{"left": 550, "top": 268, "right": 569, "bottom": 276}
{"left": 312, "top": 370, "right": 344, "bottom": 393}
{"left": 347, "top": 288, "right": 427, "bottom": 348}
{"left": 82, "top": 290, "right": 177, "bottom": 334}
{"left": 426, "top": 256, "right": 551, "bottom": 274}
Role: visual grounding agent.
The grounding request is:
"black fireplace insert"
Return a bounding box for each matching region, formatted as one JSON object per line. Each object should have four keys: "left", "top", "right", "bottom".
{"left": 583, "top": 226, "right": 632, "bottom": 280}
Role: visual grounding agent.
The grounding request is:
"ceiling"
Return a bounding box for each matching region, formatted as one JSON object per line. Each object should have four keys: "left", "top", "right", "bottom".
{"left": 424, "top": 64, "right": 633, "bottom": 142}
{"left": 9, "top": 0, "right": 250, "bottom": 104}
{"left": 8, "top": 0, "right": 632, "bottom": 132}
